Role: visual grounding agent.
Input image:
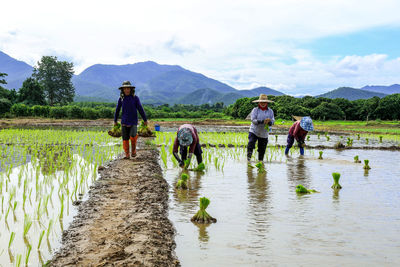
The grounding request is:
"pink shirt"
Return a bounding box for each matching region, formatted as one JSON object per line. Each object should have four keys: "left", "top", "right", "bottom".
{"left": 289, "top": 121, "right": 308, "bottom": 142}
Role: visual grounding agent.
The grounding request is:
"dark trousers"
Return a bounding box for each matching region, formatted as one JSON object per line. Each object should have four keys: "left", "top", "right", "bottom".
{"left": 285, "top": 134, "right": 304, "bottom": 155}
{"left": 122, "top": 125, "right": 137, "bottom": 140}
{"left": 180, "top": 142, "right": 203, "bottom": 164}
{"left": 247, "top": 132, "right": 268, "bottom": 161}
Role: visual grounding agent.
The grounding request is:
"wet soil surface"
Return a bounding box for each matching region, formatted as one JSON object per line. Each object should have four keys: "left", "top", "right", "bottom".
{"left": 50, "top": 139, "right": 179, "bottom": 267}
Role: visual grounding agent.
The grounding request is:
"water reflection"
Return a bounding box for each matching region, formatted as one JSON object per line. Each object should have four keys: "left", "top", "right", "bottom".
{"left": 286, "top": 157, "right": 311, "bottom": 188}
{"left": 195, "top": 223, "right": 210, "bottom": 243}
{"left": 246, "top": 164, "right": 271, "bottom": 251}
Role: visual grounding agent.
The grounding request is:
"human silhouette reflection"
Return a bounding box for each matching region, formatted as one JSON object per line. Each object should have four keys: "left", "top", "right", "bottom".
{"left": 286, "top": 156, "right": 311, "bottom": 189}
{"left": 246, "top": 164, "right": 271, "bottom": 250}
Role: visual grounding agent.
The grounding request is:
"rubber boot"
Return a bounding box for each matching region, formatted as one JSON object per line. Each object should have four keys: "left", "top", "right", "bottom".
{"left": 130, "top": 135, "right": 138, "bottom": 157}
{"left": 299, "top": 147, "right": 304, "bottom": 155}
{"left": 123, "top": 140, "right": 130, "bottom": 159}
{"left": 247, "top": 148, "right": 253, "bottom": 161}
{"left": 285, "top": 146, "right": 290, "bottom": 155}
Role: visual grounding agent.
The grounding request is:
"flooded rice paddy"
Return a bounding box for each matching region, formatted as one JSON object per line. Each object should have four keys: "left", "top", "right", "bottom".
{"left": 0, "top": 129, "right": 119, "bottom": 266}
{"left": 156, "top": 132, "right": 400, "bottom": 266}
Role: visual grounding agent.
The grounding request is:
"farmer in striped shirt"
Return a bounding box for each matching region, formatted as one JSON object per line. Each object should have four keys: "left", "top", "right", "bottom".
{"left": 173, "top": 124, "right": 203, "bottom": 168}
{"left": 247, "top": 94, "right": 275, "bottom": 162}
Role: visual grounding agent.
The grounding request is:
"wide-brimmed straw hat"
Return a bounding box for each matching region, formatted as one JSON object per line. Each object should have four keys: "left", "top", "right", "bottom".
{"left": 252, "top": 94, "right": 274, "bottom": 103}
{"left": 177, "top": 128, "right": 193, "bottom": 147}
{"left": 119, "top": 81, "right": 136, "bottom": 90}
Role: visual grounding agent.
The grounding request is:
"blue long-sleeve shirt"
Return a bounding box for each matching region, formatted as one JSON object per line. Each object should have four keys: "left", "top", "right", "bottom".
{"left": 114, "top": 95, "right": 147, "bottom": 126}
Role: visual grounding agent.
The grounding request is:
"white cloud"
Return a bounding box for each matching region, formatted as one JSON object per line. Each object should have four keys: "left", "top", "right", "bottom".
{"left": 1, "top": 0, "right": 400, "bottom": 94}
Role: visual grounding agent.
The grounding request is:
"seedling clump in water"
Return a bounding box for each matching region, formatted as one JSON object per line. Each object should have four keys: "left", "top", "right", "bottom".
{"left": 296, "top": 184, "right": 318, "bottom": 194}
{"left": 331, "top": 173, "right": 342, "bottom": 189}
{"left": 363, "top": 160, "right": 371, "bottom": 169}
{"left": 255, "top": 162, "right": 266, "bottom": 173}
{"left": 191, "top": 197, "right": 217, "bottom": 224}
{"left": 354, "top": 155, "right": 361, "bottom": 163}
{"left": 193, "top": 162, "right": 205, "bottom": 172}
{"left": 176, "top": 173, "right": 189, "bottom": 189}
{"left": 318, "top": 151, "right": 323, "bottom": 159}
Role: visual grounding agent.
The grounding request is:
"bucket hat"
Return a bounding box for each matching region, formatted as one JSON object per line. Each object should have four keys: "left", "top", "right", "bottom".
{"left": 300, "top": 116, "right": 314, "bottom": 131}
{"left": 177, "top": 128, "right": 193, "bottom": 147}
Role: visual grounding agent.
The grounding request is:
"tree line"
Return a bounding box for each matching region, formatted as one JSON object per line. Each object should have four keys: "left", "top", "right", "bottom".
{"left": 226, "top": 94, "right": 400, "bottom": 121}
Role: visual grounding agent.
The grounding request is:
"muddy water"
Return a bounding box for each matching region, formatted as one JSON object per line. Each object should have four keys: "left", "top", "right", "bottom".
{"left": 163, "top": 148, "right": 400, "bottom": 266}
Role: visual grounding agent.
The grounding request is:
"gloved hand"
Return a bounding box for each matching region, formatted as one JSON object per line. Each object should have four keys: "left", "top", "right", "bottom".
{"left": 264, "top": 118, "right": 271, "bottom": 124}
{"left": 179, "top": 160, "right": 184, "bottom": 168}
{"left": 298, "top": 141, "right": 306, "bottom": 148}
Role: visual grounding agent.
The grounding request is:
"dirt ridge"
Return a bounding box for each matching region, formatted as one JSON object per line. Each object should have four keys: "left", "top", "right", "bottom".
{"left": 50, "top": 140, "right": 179, "bottom": 266}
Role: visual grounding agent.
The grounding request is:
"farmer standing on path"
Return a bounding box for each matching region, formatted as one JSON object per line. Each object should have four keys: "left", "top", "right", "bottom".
{"left": 173, "top": 124, "right": 203, "bottom": 168}
{"left": 114, "top": 81, "right": 148, "bottom": 159}
{"left": 284, "top": 116, "right": 314, "bottom": 156}
{"left": 247, "top": 94, "right": 275, "bottom": 162}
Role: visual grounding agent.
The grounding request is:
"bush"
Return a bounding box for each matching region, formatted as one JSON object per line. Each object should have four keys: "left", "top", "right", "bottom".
{"left": 10, "top": 103, "right": 31, "bottom": 117}
{"left": 49, "top": 106, "right": 68, "bottom": 119}
{"left": 67, "top": 105, "right": 84, "bottom": 119}
{"left": 0, "top": 98, "right": 12, "bottom": 115}
{"left": 82, "top": 107, "right": 100, "bottom": 119}
{"left": 32, "top": 105, "right": 50, "bottom": 117}
{"left": 98, "top": 107, "right": 114, "bottom": 118}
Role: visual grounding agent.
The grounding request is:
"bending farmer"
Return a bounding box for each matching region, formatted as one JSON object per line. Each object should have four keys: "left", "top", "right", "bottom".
{"left": 247, "top": 94, "right": 275, "bottom": 161}
{"left": 114, "top": 81, "right": 147, "bottom": 159}
{"left": 173, "top": 124, "right": 203, "bottom": 168}
{"left": 285, "top": 116, "right": 314, "bottom": 156}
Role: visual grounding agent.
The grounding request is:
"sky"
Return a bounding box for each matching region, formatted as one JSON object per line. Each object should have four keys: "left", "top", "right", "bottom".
{"left": 1, "top": 0, "right": 400, "bottom": 95}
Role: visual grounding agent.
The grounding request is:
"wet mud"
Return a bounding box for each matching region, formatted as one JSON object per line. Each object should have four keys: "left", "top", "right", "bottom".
{"left": 50, "top": 139, "right": 179, "bottom": 267}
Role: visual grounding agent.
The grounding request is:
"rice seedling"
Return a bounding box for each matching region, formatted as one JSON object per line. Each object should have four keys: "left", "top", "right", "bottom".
{"left": 363, "top": 160, "right": 371, "bottom": 169}
{"left": 191, "top": 197, "right": 217, "bottom": 224}
{"left": 37, "top": 230, "right": 45, "bottom": 249}
{"left": 317, "top": 133, "right": 320, "bottom": 139}
{"left": 296, "top": 184, "right": 318, "bottom": 194}
{"left": 346, "top": 138, "right": 353, "bottom": 147}
{"left": 354, "top": 155, "right": 361, "bottom": 163}
{"left": 255, "top": 162, "right": 266, "bottom": 173}
{"left": 192, "top": 162, "right": 205, "bottom": 172}
{"left": 326, "top": 136, "right": 330, "bottom": 141}
{"left": 8, "top": 232, "right": 15, "bottom": 248}
{"left": 15, "top": 254, "right": 22, "bottom": 267}
{"left": 307, "top": 136, "right": 310, "bottom": 141}
{"left": 331, "top": 173, "right": 342, "bottom": 189}
{"left": 25, "top": 245, "right": 32, "bottom": 266}
{"left": 23, "top": 214, "right": 32, "bottom": 237}
{"left": 357, "top": 133, "right": 360, "bottom": 140}
{"left": 318, "top": 151, "right": 323, "bottom": 159}
{"left": 176, "top": 173, "right": 189, "bottom": 189}
{"left": 379, "top": 136, "right": 383, "bottom": 142}
{"left": 366, "top": 138, "right": 369, "bottom": 144}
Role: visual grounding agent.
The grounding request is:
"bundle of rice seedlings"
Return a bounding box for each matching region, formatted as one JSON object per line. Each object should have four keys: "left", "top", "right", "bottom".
{"left": 191, "top": 197, "right": 217, "bottom": 224}
{"left": 176, "top": 173, "right": 188, "bottom": 189}
{"left": 108, "top": 122, "right": 122, "bottom": 138}
{"left": 331, "top": 172, "right": 342, "bottom": 189}
{"left": 296, "top": 184, "right": 318, "bottom": 194}
{"left": 138, "top": 120, "right": 155, "bottom": 137}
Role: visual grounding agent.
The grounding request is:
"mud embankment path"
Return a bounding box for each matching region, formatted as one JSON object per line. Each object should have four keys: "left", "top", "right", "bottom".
{"left": 50, "top": 139, "right": 179, "bottom": 267}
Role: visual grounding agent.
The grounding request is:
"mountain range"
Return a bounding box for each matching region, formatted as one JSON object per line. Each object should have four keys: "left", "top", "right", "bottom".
{"left": 1, "top": 50, "right": 399, "bottom": 104}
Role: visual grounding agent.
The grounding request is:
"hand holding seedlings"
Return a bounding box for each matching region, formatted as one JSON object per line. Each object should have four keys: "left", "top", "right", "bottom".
{"left": 191, "top": 197, "right": 217, "bottom": 224}
{"left": 331, "top": 173, "right": 342, "bottom": 189}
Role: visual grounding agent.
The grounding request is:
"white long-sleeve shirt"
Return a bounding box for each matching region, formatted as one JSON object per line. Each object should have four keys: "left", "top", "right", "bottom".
{"left": 249, "top": 107, "right": 275, "bottom": 138}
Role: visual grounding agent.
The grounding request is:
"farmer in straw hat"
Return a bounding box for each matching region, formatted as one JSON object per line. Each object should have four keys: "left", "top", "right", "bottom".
{"left": 173, "top": 124, "right": 203, "bottom": 168}
{"left": 285, "top": 116, "right": 314, "bottom": 156}
{"left": 247, "top": 94, "right": 275, "bottom": 162}
{"left": 114, "top": 81, "right": 148, "bottom": 159}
